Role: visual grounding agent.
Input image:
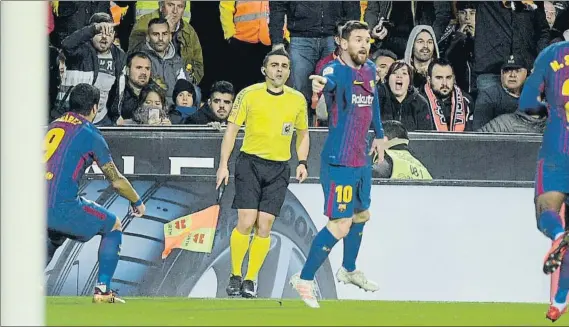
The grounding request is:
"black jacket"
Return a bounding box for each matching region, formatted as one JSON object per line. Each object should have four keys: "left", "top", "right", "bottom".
{"left": 56, "top": 24, "right": 127, "bottom": 123}
{"left": 473, "top": 85, "right": 520, "bottom": 130}
{"left": 378, "top": 84, "right": 434, "bottom": 132}
{"left": 268, "top": 1, "right": 360, "bottom": 45}
{"left": 438, "top": 26, "right": 475, "bottom": 93}
{"left": 50, "top": 1, "right": 111, "bottom": 48}
{"left": 364, "top": 1, "right": 451, "bottom": 58}
{"left": 477, "top": 111, "right": 546, "bottom": 134}
{"left": 473, "top": 1, "right": 550, "bottom": 75}
{"left": 186, "top": 104, "right": 226, "bottom": 125}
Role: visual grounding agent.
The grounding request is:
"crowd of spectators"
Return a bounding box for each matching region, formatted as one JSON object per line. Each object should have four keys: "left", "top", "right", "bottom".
{"left": 48, "top": 0, "right": 569, "bottom": 134}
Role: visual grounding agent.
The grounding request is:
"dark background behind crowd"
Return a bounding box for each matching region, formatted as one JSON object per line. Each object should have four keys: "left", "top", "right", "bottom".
{"left": 47, "top": 1, "right": 569, "bottom": 134}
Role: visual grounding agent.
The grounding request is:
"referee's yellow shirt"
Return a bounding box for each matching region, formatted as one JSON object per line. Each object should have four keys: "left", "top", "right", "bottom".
{"left": 228, "top": 83, "right": 308, "bottom": 162}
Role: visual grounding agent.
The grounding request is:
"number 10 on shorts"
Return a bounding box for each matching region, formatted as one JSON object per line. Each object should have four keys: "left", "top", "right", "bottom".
{"left": 335, "top": 185, "right": 353, "bottom": 203}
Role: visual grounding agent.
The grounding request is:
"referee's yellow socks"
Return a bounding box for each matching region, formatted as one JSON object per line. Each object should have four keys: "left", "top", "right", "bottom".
{"left": 245, "top": 234, "right": 271, "bottom": 281}
{"left": 230, "top": 228, "right": 251, "bottom": 277}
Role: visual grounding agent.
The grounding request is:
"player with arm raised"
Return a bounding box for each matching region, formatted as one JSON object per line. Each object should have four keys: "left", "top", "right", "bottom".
{"left": 518, "top": 41, "right": 569, "bottom": 322}
{"left": 290, "top": 20, "right": 387, "bottom": 309}
{"left": 45, "top": 84, "right": 146, "bottom": 304}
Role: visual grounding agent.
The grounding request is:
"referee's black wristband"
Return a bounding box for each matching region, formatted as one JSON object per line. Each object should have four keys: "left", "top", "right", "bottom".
{"left": 132, "top": 199, "right": 143, "bottom": 207}
{"left": 298, "top": 160, "right": 308, "bottom": 169}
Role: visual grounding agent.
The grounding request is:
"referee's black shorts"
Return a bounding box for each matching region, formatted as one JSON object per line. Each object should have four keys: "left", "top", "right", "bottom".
{"left": 232, "top": 152, "right": 290, "bottom": 217}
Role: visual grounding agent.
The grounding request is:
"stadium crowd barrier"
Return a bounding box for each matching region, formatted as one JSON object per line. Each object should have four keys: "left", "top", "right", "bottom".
{"left": 46, "top": 128, "right": 552, "bottom": 303}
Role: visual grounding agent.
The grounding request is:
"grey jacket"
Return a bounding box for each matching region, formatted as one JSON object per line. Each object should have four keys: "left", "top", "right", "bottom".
{"left": 140, "top": 42, "right": 189, "bottom": 106}
{"left": 477, "top": 111, "right": 546, "bottom": 134}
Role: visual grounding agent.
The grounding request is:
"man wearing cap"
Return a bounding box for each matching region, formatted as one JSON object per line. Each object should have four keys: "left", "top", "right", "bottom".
{"left": 472, "top": 54, "right": 529, "bottom": 130}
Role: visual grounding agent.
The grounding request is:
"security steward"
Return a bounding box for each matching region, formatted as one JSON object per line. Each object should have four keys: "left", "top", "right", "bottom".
{"left": 216, "top": 48, "right": 310, "bottom": 298}
{"left": 372, "top": 120, "right": 432, "bottom": 180}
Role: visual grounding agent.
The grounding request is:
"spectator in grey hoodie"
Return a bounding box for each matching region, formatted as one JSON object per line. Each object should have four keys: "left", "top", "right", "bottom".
{"left": 404, "top": 25, "right": 440, "bottom": 90}
{"left": 136, "top": 17, "right": 190, "bottom": 106}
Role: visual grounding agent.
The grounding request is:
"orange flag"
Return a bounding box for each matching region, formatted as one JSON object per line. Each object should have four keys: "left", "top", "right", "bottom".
{"left": 162, "top": 204, "right": 220, "bottom": 259}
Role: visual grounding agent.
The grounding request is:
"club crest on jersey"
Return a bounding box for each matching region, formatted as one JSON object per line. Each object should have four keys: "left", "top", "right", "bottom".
{"left": 282, "top": 122, "right": 293, "bottom": 136}
{"left": 352, "top": 94, "right": 373, "bottom": 107}
{"left": 338, "top": 204, "right": 347, "bottom": 212}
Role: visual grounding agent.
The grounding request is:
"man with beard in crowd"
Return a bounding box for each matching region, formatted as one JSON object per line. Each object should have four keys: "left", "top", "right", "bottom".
{"left": 187, "top": 81, "right": 235, "bottom": 129}
{"left": 56, "top": 13, "right": 126, "bottom": 126}
{"left": 136, "top": 17, "right": 191, "bottom": 106}
{"left": 111, "top": 51, "right": 153, "bottom": 124}
{"left": 404, "top": 25, "right": 440, "bottom": 89}
{"left": 422, "top": 58, "right": 474, "bottom": 132}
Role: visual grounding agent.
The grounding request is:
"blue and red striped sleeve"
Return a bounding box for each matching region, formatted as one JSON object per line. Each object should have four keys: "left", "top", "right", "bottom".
{"left": 519, "top": 48, "right": 550, "bottom": 114}
{"left": 92, "top": 132, "right": 113, "bottom": 167}
{"left": 372, "top": 88, "right": 384, "bottom": 139}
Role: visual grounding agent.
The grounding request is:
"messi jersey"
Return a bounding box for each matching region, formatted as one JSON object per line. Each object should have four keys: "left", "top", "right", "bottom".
{"left": 45, "top": 112, "right": 113, "bottom": 207}
{"left": 320, "top": 59, "right": 384, "bottom": 167}
{"left": 519, "top": 41, "right": 569, "bottom": 156}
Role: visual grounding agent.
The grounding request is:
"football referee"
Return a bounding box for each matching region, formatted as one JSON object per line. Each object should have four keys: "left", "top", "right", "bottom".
{"left": 216, "top": 48, "right": 310, "bottom": 298}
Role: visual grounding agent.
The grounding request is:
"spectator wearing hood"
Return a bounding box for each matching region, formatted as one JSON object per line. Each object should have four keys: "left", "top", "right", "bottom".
{"left": 473, "top": 55, "right": 529, "bottom": 130}
{"left": 186, "top": 81, "right": 235, "bottom": 129}
{"left": 404, "top": 25, "right": 440, "bottom": 90}
{"left": 136, "top": 17, "right": 192, "bottom": 107}
{"left": 378, "top": 60, "right": 433, "bottom": 132}
{"left": 168, "top": 78, "right": 202, "bottom": 124}
{"left": 364, "top": 1, "right": 451, "bottom": 58}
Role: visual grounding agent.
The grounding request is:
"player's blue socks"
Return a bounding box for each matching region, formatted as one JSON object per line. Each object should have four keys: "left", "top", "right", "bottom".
{"left": 300, "top": 227, "right": 339, "bottom": 280}
{"left": 342, "top": 222, "right": 365, "bottom": 272}
{"left": 555, "top": 252, "right": 569, "bottom": 304}
{"left": 538, "top": 210, "right": 565, "bottom": 241}
{"left": 97, "top": 230, "right": 122, "bottom": 290}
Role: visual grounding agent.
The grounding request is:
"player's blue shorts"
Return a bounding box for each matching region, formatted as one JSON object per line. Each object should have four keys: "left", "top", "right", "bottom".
{"left": 320, "top": 162, "right": 372, "bottom": 219}
{"left": 47, "top": 197, "right": 117, "bottom": 242}
{"left": 535, "top": 156, "right": 569, "bottom": 197}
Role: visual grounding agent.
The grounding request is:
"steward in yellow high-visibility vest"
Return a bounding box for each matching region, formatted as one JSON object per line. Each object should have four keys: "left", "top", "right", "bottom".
{"left": 372, "top": 120, "right": 433, "bottom": 180}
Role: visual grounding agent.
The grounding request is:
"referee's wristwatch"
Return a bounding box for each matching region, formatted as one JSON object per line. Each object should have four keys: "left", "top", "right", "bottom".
{"left": 298, "top": 160, "right": 308, "bottom": 169}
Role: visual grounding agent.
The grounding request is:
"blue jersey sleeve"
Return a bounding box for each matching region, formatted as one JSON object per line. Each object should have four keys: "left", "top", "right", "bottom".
{"left": 519, "top": 47, "right": 550, "bottom": 114}
{"left": 321, "top": 62, "right": 339, "bottom": 93}
{"left": 372, "top": 88, "right": 384, "bottom": 139}
{"left": 93, "top": 133, "right": 113, "bottom": 167}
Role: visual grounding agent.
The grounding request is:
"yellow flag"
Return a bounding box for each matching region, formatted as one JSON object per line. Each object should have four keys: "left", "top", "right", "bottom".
{"left": 162, "top": 204, "right": 220, "bottom": 259}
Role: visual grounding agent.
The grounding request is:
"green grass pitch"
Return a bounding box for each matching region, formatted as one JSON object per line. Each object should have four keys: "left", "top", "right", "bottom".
{"left": 46, "top": 297, "right": 568, "bottom": 326}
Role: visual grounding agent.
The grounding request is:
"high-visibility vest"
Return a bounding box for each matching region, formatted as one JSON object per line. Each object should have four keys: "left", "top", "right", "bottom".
{"left": 110, "top": 1, "right": 127, "bottom": 24}
{"left": 223, "top": 1, "right": 271, "bottom": 46}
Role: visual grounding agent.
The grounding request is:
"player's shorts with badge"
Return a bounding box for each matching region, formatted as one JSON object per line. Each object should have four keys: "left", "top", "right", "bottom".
{"left": 47, "top": 197, "right": 117, "bottom": 242}
{"left": 320, "top": 161, "right": 372, "bottom": 219}
{"left": 535, "top": 155, "right": 569, "bottom": 197}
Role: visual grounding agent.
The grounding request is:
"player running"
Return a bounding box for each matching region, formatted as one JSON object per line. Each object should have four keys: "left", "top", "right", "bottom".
{"left": 290, "top": 20, "right": 387, "bottom": 308}
{"left": 45, "top": 84, "right": 146, "bottom": 304}
{"left": 518, "top": 41, "right": 569, "bottom": 322}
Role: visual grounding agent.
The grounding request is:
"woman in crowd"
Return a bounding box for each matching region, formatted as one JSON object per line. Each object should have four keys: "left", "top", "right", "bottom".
{"left": 120, "top": 83, "right": 172, "bottom": 125}
{"left": 378, "top": 60, "right": 434, "bottom": 131}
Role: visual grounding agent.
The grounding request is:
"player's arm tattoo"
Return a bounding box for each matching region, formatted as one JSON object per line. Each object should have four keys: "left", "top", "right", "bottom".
{"left": 101, "top": 161, "right": 123, "bottom": 182}
{"left": 101, "top": 161, "right": 140, "bottom": 203}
